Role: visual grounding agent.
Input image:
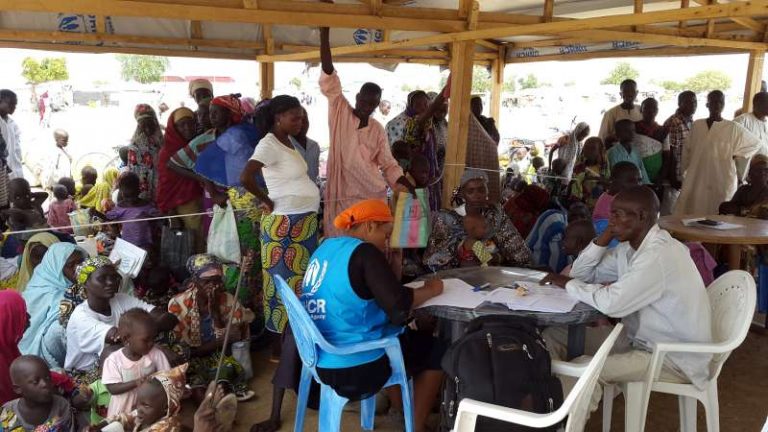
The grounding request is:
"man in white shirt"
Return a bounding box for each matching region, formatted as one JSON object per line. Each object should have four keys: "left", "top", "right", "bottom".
{"left": 598, "top": 79, "right": 643, "bottom": 143}
{"left": 542, "top": 186, "right": 712, "bottom": 411}
{"left": 734, "top": 91, "right": 768, "bottom": 156}
{"left": 0, "top": 90, "right": 23, "bottom": 180}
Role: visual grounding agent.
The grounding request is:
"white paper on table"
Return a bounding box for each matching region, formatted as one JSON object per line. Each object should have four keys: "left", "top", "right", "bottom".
{"left": 108, "top": 238, "right": 147, "bottom": 279}
{"left": 681, "top": 218, "right": 743, "bottom": 230}
{"left": 484, "top": 281, "right": 579, "bottom": 313}
{"left": 406, "top": 278, "right": 488, "bottom": 309}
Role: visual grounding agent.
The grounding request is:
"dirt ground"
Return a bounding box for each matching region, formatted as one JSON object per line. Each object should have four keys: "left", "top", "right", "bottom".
{"left": 189, "top": 329, "right": 767, "bottom": 432}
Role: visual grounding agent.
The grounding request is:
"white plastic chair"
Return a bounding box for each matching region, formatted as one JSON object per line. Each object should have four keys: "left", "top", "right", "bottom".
{"left": 601, "top": 270, "right": 756, "bottom": 432}
{"left": 453, "top": 323, "right": 624, "bottom": 432}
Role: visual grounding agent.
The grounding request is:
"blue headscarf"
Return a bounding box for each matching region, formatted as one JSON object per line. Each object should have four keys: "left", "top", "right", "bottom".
{"left": 19, "top": 242, "right": 84, "bottom": 360}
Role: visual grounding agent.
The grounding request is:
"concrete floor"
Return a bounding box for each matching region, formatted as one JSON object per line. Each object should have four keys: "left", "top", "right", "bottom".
{"left": 186, "top": 329, "right": 768, "bottom": 432}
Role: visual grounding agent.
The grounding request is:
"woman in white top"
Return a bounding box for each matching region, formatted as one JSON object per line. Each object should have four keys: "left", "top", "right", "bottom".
{"left": 64, "top": 256, "right": 179, "bottom": 380}
{"left": 241, "top": 95, "right": 320, "bottom": 336}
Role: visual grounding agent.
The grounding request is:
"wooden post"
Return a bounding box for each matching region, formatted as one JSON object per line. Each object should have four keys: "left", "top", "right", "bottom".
{"left": 259, "top": 62, "right": 274, "bottom": 100}
{"left": 489, "top": 46, "right": 505, "bottom": 124}
{"left": 443, "top": 40, "right": 476, "bottom": 206}
{"left": 743, "top": 49, "right": 765, "bottom": 113}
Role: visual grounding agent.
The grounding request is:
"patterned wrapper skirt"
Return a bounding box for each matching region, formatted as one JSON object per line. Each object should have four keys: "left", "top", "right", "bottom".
{"left": 260, "top": 211, "right": 319, "bottom": 334}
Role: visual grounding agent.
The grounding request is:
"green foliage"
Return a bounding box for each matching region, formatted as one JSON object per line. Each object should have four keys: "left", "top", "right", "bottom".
{"left": 518, "top": 73, "right": 541, "bottom": 90}
{"left": 684, "top": 70, "right": 731, "bottom": 93}
{"left": 601, "top": 61, "right": 639, "bottom": 85}
{"left": 657, "top": 70, "right": 731, "bottom": 94}
{"left": 116, "top": 55, "right": 169, "bottom": 84}
{"left": 289, "top": 77, "right": 302, "bottom": 90}
{"left": 503, "top": 76, "right": 516, "bottom": 93}
{"left": 472, "top": 65, "right": 491, "bottom": 94}
{"left": 21, "top": 57, "right": 69, "bottom": 85}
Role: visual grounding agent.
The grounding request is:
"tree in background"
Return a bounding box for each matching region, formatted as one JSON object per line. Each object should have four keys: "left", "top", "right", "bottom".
{"left": 503, "top": 76, "right": 516, "bottom": 93}
{"left": 289, "top": 76, "right": 303, "bottom": 91}
{"left": 116, "top": 55, "right": 169, "bottom": 84}
{"left": 21, "top": 57, "right": 69, "bottom": 104}
{"left": 518, "top": 73, "right": 542, "bottom": 90}
{"left": 601, "top": 61, "right": 639, "bottom": 85}
{"left": 684, "top": 70, "right": 731, "bottom": 93}
{"left": 471, "top": 65, "right": 492, "bottom": 94}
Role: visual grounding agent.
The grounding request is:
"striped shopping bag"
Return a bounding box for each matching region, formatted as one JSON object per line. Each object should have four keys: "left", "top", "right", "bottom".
{"left": 391, "top": 188, "right": 431, "bottom": 249}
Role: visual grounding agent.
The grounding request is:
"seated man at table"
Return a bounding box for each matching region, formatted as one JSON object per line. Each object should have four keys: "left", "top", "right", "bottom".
{"left": 541, "top": 186, "right": 712, "bottom": 411}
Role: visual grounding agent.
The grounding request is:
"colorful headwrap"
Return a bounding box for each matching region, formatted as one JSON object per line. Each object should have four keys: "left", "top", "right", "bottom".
{"left": 186, "top": 254, "right": 223, "bottom": 279}
{"left": 460, "top": 168, "right": 489, "bottom": 188}
{"left": 333, "top": 199, "right": 393, "bottom": 230}
{"left": 172, "top": 107, "right": 195, "bottom": 123}
{"left": 153, "top": 363, "right": 188, "bottom": 417}
{"left": 134, "top": 104, "right": 157, "bottom": 122}
{"left": 211, "top": 95, "right": 243, "bottom": 124}
{"left": 240, "top": 97, "right": 257, "bottom": 115}
{"left": 75, "top": 256, "right": 113, "bottom": 285}
{"left": 188, "top": 79, "right": 213, "bottom": 98}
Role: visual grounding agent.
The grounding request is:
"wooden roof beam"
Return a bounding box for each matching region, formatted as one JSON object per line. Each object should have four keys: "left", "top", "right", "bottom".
{"left": 475, "top": 39, "right": 500, "bottom": 51}
{"left": 543, "top": 0, "right": 555, "bottom": 22}
{"left": 258, "top": 1, "right": 768, "bottom": 63}
{"left": 0, "top": 28, "right": 264, "bottom": 50}
{"left": 0, "top": 39, "right": 256, "bottom": 60}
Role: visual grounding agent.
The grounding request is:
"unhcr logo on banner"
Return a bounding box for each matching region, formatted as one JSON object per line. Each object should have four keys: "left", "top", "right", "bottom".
{"left": 612, "top": 40, "right": 641, "bottom": 50}
{"left": 353, "top": 29, "right": 384, "bottom": 45}
{"left": 515, "top": 48, "right": 540, "bottom": 58}
{"left": 57, "top": 14, "right": 114, "bottom": 45}
{"left": 559, "top": 44, "right": 588, "bottom": 55}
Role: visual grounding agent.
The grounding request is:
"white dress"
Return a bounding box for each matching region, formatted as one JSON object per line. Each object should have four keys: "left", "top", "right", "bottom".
{"left": 674, "top": 119, "right": 761, "bottom": 215}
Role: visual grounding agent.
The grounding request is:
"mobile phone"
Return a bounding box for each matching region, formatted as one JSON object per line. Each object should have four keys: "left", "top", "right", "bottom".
{"left": 697, "top": 219, "right": 722, "bottom": 226}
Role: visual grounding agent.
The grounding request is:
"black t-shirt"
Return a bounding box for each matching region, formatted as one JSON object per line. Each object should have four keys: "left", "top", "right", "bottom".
{"left": 347, "top": 242, "right": 414, "bottom": 325}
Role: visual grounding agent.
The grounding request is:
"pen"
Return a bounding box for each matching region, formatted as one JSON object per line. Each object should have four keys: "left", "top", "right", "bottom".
{"left": 473, "top": 283, "right": 491, "bottom": 292}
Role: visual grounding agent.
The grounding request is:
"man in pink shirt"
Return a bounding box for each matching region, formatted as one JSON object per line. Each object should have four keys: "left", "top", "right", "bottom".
{"left": 320, "top": 26, "right": 415, "bottom": 238}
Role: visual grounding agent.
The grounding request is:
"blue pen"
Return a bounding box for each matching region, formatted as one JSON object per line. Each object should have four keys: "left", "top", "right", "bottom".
{"left": 473, "top": 283, "right": 491, "bottom": 292}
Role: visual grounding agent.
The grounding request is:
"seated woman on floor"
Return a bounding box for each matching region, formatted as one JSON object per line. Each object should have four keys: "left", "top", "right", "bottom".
{"left": 302, "top": 199, "right": 445, "bottom": 432}
{"left": 64, "top": 257, "right": 179, "bottom": 385}
{"left": 719, "top": 154, "right": 768, "bottom": 218}
{"left": 424, "top": 169, "right": 532, "bottom": 271}
{"left": 168, "top": 253, "right": 255, "bottom": 402}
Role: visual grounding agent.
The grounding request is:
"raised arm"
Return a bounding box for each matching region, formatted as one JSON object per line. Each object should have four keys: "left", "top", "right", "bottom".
{"left": 320, "top": 27, "right": 334, "bottom": 75}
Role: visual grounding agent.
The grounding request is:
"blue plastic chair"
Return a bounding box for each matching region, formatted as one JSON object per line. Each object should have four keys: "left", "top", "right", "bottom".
{"left": 757, "top": 255, "right": 768, "bottom": 316}
{"left": 274, "top": 275, "right": 414, "bottom": 432}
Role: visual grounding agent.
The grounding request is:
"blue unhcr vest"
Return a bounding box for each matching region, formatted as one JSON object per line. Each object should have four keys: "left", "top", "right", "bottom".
{"left": 301, "top": 237, "right": 401, "bottom": 368}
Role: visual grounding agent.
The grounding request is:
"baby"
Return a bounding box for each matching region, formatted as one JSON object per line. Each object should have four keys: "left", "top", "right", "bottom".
{"left": 1, "top": 355, "right": 75, "bottom": 432}
{"left": 47, "top": 184, "right": 76, "bottom": 234}
{"left": 2, "top": 179, "right": 48, "bottom": 243}
{"left": 102, "top": 308, "right": 171, "bottom": 418}
{"left": 80, "top": 166, "right": 98, "bottom": 199}
{"left": 461, "top": 213, "right": 497, "bottom": 267}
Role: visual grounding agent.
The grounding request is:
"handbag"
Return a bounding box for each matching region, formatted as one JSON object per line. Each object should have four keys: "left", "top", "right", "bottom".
{"left": 161, "top": 225, "right": 194, "bottom": 270}
{"left": 391, "top": 188, "right": 431, "bottom": 248}
{"left": 207, "top": 204, "right": 241, "bottom": 263}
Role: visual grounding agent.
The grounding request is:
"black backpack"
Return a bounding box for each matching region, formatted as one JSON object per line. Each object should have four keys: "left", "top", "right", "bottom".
{"left": 440, "top": 316, "right": 563, "bottom": 432}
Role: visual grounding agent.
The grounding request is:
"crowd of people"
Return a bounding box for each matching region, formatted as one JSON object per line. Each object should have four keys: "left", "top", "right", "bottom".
{"left": 0, "top": 29, "right": 765, "bottom": 432}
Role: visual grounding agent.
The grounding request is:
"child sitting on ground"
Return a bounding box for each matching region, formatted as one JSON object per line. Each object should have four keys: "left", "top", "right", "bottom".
{"left": 91, "top": 172, "right": 160, "bottom": 250}
{"left": 100, "top": 365, "right": 188, "bottom": 432}
{"left": 58, "top": 177, "right": 77, "bottom": 199}
{"left": 47, "top": 184, "right": 77, "bottom": 234}
{"left": 560, "top": 219, "right": 597, "bottom": 276}
{"left": 79, "top": 166, "right": 98, "bottom": 200}
{"left": 459, "top": 213, "right": 497, "bottom": 267}
{"left": 102, "top": 308, "right": 171, "bottom": 418}
{"left": 0, "top": 355, "right": 75, "bottom": 432}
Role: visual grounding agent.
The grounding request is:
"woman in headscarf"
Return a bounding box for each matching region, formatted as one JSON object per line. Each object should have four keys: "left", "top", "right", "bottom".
{"left": 298, "top": 199, "right": 445, "bottom": 432}
{"left": 168, "top": 254, "right": 254, "bottom": 401}
{"left": 128, "top": 104, "right": 164, "bottom": 201}
{"left": 385, "top": 91, "right": 420, "bottom": 145}
{"left": 240, "top": 95, "right": 320, "bottom": 341}
{"left": 0, "top": 290, "right": 27, "bottom": 404}
{"left": 424, "top": 169, "right": 532, "bottom": 271}
{"left": 503, "top": 182, "right": 552, "bottom": 238}
{"left": 78, "top": 167, "right": 119, "bottom": 212}
{"left": 14, "top": 232, "right": 59, "bottom": 292}
{"left": 189, "top": 78, "right": 214, "bottom": 135}
{"left": 19, "top": 242, "right": 86, "bottom": 368}
{"left": 549, "top": 121, "right": 590, "bottom": 183}
{"left": 402, "top": 87, "right": 449, "bottom": 212}
{"left": 157, "top": 108, "right": 204, "bottom": 248}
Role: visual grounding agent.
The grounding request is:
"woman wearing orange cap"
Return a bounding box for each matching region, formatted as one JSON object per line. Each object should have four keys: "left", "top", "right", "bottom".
{"left": 300, "top": 199, "right": 444, "bottom": 432}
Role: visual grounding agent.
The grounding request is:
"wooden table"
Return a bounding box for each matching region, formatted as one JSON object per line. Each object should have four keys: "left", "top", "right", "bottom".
{"left": 417, "top": 266, "right": 604, "bottom": 359}
{"left": 658, "top": 214, "right": 768, "bottom": 269}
